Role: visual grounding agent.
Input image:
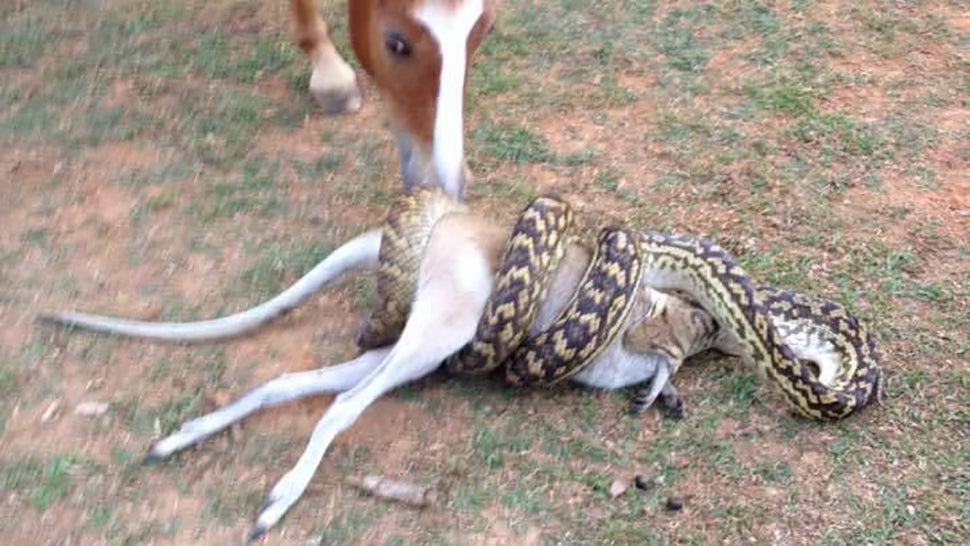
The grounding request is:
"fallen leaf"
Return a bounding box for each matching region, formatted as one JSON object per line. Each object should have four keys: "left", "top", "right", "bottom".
{"left": 41, "top": 400, "right": 62, "bottom": 423}
{"left": 74, "top": 401, "right": 109, "bottom": 417}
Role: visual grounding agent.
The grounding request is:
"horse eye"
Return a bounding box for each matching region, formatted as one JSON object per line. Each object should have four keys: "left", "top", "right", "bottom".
{"left": 384, "top": 31, "right": 411, "bottom": 57}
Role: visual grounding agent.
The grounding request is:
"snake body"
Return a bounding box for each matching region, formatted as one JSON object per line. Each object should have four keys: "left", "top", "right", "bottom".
{"left": 446, "top": 196, "right": 575, "bottom": 376}
{"left": 635, "top": 233, "right": 883, "bottom": 419}
{"left": 357, "top": 189, "right": 467, "bottom": 349}
{"left": 501, "top": 228, "right": 647, "bottom": 386}
{"left": 369, "top": 189, "right": 883, "bottom": 420}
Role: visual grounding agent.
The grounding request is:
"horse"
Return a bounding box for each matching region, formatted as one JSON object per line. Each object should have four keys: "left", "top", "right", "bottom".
{"left": 289, "top": 0, "right": 497, "bottom": 197}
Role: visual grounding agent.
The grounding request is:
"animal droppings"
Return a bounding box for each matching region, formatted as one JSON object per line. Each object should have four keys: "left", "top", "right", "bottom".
{"left": 634, "top": 474, "right": 652, "bottom": 491}
{"left": 666, "top": 496, "right": 684, "bottom": 511}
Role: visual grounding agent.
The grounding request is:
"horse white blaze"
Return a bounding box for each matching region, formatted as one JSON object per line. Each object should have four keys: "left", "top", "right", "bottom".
{"left": 413, "top": 0, "right": 484, "bottom": 197}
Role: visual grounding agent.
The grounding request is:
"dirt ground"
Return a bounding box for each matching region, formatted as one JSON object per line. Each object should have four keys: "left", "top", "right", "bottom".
{"left": 1, "top": 0, "right": 967, "bottom": 545}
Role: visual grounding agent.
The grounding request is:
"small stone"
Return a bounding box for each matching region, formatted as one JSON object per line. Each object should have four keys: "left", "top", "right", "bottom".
{"left": 74, "top": 402, "right": 109, "bottom": 417}
{"left": 609, "top": 479, "right": 628, "bottom": 499}
{"left": 634, "top": 475, "right": 652, "bottom": 491}
{"left": 41, "top": 400, "right": 62, "bottom": 423}
{"left": 665, "top": 496, "right": 684, "bottom": 511}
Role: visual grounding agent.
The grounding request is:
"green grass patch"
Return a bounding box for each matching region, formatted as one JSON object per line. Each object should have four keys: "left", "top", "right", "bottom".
{"left": 119, "top": 391, "right": 203, "bottom": 438}
{"left": 228, "top": 240, "right": 337, "bottom": 302}
{"left": 0, "top": 15, "right": 52, "bottom": 68}
{"left": 187, "top": 155, "right": 288, "bottom": 220}
{"left": 1, "top": 453, "right": 85, "bottom": 510}
{"left": 471, "top": 120, "right": 551, "bottom": 166}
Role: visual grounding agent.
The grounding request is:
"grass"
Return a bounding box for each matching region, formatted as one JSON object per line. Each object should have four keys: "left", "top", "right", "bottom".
{"left": 228, "top": 240, "right": 339, "bottom": 301}
{"left": 120, "top": 391, "right": 204, "bottom": 438}
{"left": 0, "top": 0, "right": 967, "bottom": 544}
{"left": 187, "top": 155, "right": 289, "bottom": 221}
{"left": 1, "top": 453, "right": 85, "bottom": 510}
{"left": 470, "top": 120, "right": 552, "bottom": 167}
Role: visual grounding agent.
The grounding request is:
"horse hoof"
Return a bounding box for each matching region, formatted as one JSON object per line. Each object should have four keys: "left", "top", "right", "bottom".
{"left": 309, "top": 73, "right": 362, "bottom": 115}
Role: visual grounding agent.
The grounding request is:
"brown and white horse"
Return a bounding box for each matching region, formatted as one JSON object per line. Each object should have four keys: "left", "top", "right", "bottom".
{"left": 290, "top": 0, "right": 497, "bottom": 197}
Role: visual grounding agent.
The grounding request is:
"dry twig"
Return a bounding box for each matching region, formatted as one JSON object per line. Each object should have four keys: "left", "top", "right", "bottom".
{"left": 344, "top": 475, "right": 438, "bottom": 507}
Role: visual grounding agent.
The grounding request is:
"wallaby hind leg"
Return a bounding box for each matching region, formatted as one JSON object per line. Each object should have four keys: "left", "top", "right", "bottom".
{"left": 249, "top": 214, "right": 500, "bottom": 538}
{"left": 145, "top": 347, "right": 392, "bottom": 462}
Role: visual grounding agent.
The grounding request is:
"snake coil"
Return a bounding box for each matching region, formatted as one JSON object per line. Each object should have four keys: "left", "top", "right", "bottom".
{"left": 363, "top": 188, "right": 884, "bottom": 420}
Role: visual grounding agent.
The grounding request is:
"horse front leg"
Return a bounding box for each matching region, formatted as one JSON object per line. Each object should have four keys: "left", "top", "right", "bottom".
{"left": 290, "top": 0, "right": 361, "bottom": 114}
